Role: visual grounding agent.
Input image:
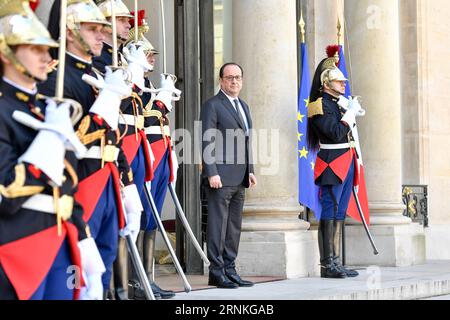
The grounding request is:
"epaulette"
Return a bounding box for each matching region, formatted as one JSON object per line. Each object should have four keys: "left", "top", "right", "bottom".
{"left": 308, "top": 98, "right": 324, "bottom": 118}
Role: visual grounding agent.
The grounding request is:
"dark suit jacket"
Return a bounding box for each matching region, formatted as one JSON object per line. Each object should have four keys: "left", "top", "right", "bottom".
{"left": 201, "top": 90, "right": 254, "bottom": 188}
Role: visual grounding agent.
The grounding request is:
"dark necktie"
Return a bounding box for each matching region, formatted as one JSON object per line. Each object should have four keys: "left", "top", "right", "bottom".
{"left": 233, "top": 99, "right": 247, "bottom": 132}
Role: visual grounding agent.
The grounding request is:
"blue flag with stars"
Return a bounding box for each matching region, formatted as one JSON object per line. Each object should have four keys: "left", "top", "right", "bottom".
{"left": 339, "top": 46, "right": 351, "bottom": 98}
{"left": 298, "top": 43, "right": 321, "bottom": 219}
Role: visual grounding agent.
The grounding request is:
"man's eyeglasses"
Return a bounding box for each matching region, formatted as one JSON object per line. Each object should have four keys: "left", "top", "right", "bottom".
{"left": 222, "top": 75, "right": 243, "bottom": 82}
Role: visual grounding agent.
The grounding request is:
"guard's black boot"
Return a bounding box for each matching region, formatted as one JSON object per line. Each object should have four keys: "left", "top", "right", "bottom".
{"left": 333, "top": 220, "right": 359, "bottom": 278}
{"left": 128, "top": 231, "right": 155, "bottom": 300}
{"left": 104, "top": 288, "right": 115, "bottom": 300}
{"left": 318, "top": 221, "right": 326, "bottom": 278}
{"left": 320, "top": 220, "right": 347, "bottom": 279}
{"left": 112, "top": 237, "right": 129, "bottom": 300}
{"left": 143, "top": 230, "right": 175, "bottom": 299}
{"left": 130, "top": 230, "right": 175, "bottom": 299}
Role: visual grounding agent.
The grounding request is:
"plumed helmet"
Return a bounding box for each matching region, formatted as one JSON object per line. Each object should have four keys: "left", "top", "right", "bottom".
{"left": 96, "top": 0, "right": 133, "bottom": 19}
{"left": 127, "top": 10, "right": 159, "bottom": 55}
{"left": 0, "top": 0, "right": 58, "bottom": 80}
{"left": 320, "top": 45, "right": 347, "bottom": 85}
{"left": 0, "top": 0, "right": 59, "bottom": 49}
{"left": 67, "top": 0, "right": 110, "bottom": 31}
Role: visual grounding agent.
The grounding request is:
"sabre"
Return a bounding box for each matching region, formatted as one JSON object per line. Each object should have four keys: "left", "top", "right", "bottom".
{"left": 134, "top": 0, "right": 138, "bottom": 43}
{"left": 168, "top": 184, "right": 210, "bottom": 266}
{"left": 54, "top": 0, "right": 82, "bottom": 125}
{"left": 352, "top": 188, "right": 379, "bottom": 255}
{"left": 111, "top": 0, "right": 118, "bottom": 67}
{"left": 55, "top": 0, "right": 67, "bottom": 100}
{"left": 159, "top": 0, "right": 167, "bottom": 73}
{"left": 144, "top": 185, "right": 192, "bottom": 293}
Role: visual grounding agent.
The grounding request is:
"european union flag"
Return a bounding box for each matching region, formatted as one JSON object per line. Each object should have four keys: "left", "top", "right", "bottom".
{"left": 298, "top": 43, "right": 321, "bottom": 219}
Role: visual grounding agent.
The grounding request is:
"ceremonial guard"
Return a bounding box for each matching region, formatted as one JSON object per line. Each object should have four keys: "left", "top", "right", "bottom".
{"left": 0, "top": 0, "right": 105, "bottom": 300}
{"left": 121, "top": 10, "right": 178, "bottom": 300}
{"left": 39, "top": 0, "right": 143, "bottom": 298}
{"left": 93, "top": 0, "right": 155, "bottom": 300}
{"left": 307, "top": 46, "right": 362, "bottom": 279}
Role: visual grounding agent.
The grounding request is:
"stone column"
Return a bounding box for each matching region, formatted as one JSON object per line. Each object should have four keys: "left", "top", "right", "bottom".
{"left": 344, "top": 0, "right": 425, "bottom": 266}
{"left": 231, "top": 0, "right": 318, "bottom": 278}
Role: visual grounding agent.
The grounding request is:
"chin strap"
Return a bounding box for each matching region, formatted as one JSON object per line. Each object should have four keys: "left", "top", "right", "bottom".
{"left": 70, "top": 28, "right": 95, "bottom": 57}
{"left": 2, "top": 44, "right": 46, "bottom": 83}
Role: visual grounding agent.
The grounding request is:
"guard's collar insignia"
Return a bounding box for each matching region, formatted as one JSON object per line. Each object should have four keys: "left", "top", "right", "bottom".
{"left": 76, "top": 62, "right": 87, "bottom": 70}
{"left": 16, "top": 92, "right": 30, "bottom": 103}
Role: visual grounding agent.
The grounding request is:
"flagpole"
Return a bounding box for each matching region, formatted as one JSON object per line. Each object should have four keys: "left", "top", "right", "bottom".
{"left": 337, "top": 16, "right": 342, "bottom": 46}
{"left": 299, "top": 10, "right": 306, "bottom": 44}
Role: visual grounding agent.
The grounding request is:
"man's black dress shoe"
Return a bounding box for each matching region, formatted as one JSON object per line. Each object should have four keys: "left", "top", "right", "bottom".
{"left": 226, "top": 274, "right": 254, "bottom": 287}
{"left": 208, "top": 275, "right": 239, "bottom": 289}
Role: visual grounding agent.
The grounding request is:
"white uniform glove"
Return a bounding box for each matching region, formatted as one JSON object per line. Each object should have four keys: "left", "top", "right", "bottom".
{"left": 17, "top": 100, "right": 86, "bottom": 186}
{"left": 339, "top": 96, "right": 365, "bottom": 116}
{"left": 78, "top": 237, "right": 106, "bottom": 300}
{"left": 83, "top": 67, "right": 132, "bottom": 130}
{"left": 19, "top": 130, "right": 65, "bottom": 186}
{"left": 341, "top": 97, "right": 363, "bottom": 129}
{"left": 171, "top": 149, "right": 179, "bottom": 188}
{"left": 119, "top": 184, "right": 143, "bottom": 243}
{"left": 154, "top": 74, "right": 182, "bottom": 112}
{"left": 13, "top": 100, "right": 87, "bottom": 159}
{"left": 123, "top": 44, "right": 153, "bottom": 91}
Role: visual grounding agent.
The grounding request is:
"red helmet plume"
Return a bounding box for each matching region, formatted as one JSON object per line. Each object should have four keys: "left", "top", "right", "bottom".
{"left": 30, "top": 0, "right": 40, "bottom": 11}
{"left": 129, "top": 10, "right": 146, "bottom": 27}
{"left": 326, "top": 45, "right": 340, "bottom": 58}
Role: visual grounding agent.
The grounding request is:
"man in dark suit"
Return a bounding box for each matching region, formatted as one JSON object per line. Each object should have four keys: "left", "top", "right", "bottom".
{"left": 201, "top": 63, "right": 257, "bottom": 289}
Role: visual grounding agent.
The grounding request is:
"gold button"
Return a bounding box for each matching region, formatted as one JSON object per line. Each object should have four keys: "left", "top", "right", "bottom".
{"left": 108, "top": 140, "right": 113, "bottom": 145}
{"left": 62, "top": 176, "right": 67, "bottom": 183}
{"left": 35, "top": 107, "right": 41, "bottom": 113}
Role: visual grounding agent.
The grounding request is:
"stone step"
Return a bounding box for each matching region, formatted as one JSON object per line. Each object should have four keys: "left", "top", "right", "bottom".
{"left": 171, "top": 261, "right": 450, "bottom": 300}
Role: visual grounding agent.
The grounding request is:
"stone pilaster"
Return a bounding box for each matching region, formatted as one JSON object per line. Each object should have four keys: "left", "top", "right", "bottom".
{"left": 231, "top": 0, "right": 318, "bottom": 278}
{"left": 344, "top": 0, "right": 425, "bottom": 266}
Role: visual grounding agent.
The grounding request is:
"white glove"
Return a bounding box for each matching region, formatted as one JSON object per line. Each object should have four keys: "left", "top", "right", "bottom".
{"left": 338, "top": 96, "right": 366, "bottom": 117}
{"left": 171, "top": 149, "right": 179, "bottom": 188}
{"left": 44, "top": 100, "right": 87, "bottom": 158}
{"left": 18, "top": 100, "right": 83, "bottom": 186}
{"left": 14, "top": 100, "right": 87, "bottom": 160}
{"left": 119, "top": 184, "right": 143, "bottom": 243}
{"left": 123, "top": 44, "right": 153, "bottom": 91}
{"left": 83, "top": 67, "right": 132, "bottom": 130}
{"left": 154, "top": 74, "right": 182, "bottom": 112}
{"left": 123, "top": 43, "right": 153, "bottom": 72}
{"left": 19, "top": 130, "right": 65, "bottom": 186}
{"left": 78, "top": 237, "right": 106, "bottom": 300}
{"left": 341, "top": 97, "right": 363, "bottom": 129}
